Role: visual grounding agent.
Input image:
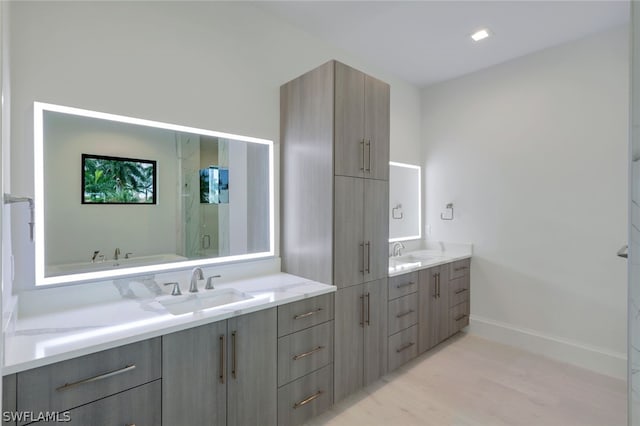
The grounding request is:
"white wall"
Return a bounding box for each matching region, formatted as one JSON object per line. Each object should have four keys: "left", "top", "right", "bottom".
{"left": 43, "top": 112, "right": 178, "bottom": 266}
{"left": 422, "top": 26, "right": 629, "bottom": 378}
{"left": 8, "top": 1, "right": 422, "bottom": 292}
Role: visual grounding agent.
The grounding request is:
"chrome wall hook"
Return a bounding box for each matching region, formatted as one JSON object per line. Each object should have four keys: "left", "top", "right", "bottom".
{"left": 440, "top": 203, "right": 454, "bottom": 221}
{"left": 392, "top": 204, "right": 404, "bottom": 220}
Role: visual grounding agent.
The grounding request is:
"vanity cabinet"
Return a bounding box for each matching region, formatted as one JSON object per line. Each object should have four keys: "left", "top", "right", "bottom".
{"left": 334, "top": 279, "right": 388, "bottom": 401}
{"left": 334, "top": 61, "right": 390, "bottom": 181}
{"left": 3, "top": 374, "right": 16, "bottom": 426}
{"left": 163, "top": 307, "right": 277, "bottom": 426}
{"left": 387, "top": 273, "right": 419, "bottom": 372}
{"left": 277, "top": 294, "right": 335, "bottom": 426}
{"left": 281, "top": 60, "right": 389, "bottom": 404}
{"left": 418, "top": 266, "right": 450, "bottom": 352}
{"left": 13, "top": 338, "right": 161, "bottom": 426}
{"left": 449, "top": 259, "right": 471, "bottom": 335}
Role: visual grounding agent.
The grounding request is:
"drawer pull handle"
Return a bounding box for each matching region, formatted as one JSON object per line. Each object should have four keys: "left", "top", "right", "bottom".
{"left": 395, "top": 281, "right": 414, "bottom": 289}
{"left": 292, "top": 345, "right": 325, "bottom": 360}
{"left": 293, "top": 390, "right": 324, "bottom": 409}
{"left": 396, "top": 342, "right": 415, "bottom": 353}
{"left": 220, "top": 334, "right": 225, "bottom": 384}
{"left": 454, "top": 288, "right": 468, "bottom": 295}
{"left": 293, "top": 308, "right": 323, "bottom": 320}
{"left": 56, "top": 364, "right": 136, "bottom": 391}
{"left": 454, "top": 266, "right": 468, "bottom": 272}
{"left": 396, "top": 309, "right": 414, "bottom": 319}
{"left": 455, "top": 314, "right": 468, "bottom": 322}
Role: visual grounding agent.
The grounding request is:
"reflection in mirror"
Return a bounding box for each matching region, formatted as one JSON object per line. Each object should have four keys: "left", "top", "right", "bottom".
{"left": 34, "top": 102, "right": 274, "bottom": 286}
{"left": 389, "top": 161, "right": 421, "bottom": 242}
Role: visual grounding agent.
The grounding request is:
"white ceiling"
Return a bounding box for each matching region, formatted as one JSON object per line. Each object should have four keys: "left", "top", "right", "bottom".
{"left": 256, "top": 1, "right": 630, "bottom": 88}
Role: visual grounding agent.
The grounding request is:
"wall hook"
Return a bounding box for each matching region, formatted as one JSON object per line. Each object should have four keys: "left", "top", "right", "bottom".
{"left": 440, "top": 203, "right": 454, "bottom": 221}
{"left": 392, "top": 204, "right": 404, "bottom": 220}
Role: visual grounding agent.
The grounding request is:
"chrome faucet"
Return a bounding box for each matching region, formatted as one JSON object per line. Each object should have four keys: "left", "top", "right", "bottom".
{"left": 190, "top": 267, "right": 204, "bottom": 293}
{"left": 114, "top": 248, "right": 121, "bottom": 260}
{"left": 91, "top": 250, "right": 100, "bottom": 263}
{"left": 205, "top": 274, "right": 222, "bottom": 290}
{"left": 392, "top": 242, "right": 405, "bottom": 257}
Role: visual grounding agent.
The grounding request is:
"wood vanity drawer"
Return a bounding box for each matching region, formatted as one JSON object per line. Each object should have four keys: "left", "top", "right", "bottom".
{"left": 278, "top": 293, "right": 334, "bottom": 337}
{"left": 37, "top": 380, "right": 161, "bottom": 426}
{"left": 278, "top": 321, "right": 334, "bottom": 386}
{"left": 449, "top": 258, "right": 470, "bottom": 280}
{"left": 388, "top": 325, "right": 418, "bottom": 372}
{"left": 450, "top": 301, "right": 470, "bottom": 335}
{"left": 449, "top": 275, "right": 470, "bottom": 307}
{"left": 17, "top": 338, "right": 161, "bottom": 420}
{"left": 277, "top": 364, "right": 333, "bottom": 426}
{"left": 388, "top": 293, "right": 418, "bottom": 335}
{"left": 388, "top": 272, "right": 418, "bottom": 300}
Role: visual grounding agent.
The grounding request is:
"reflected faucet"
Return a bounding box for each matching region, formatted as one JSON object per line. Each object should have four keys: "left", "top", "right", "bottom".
{"left": 91, "top": 250, "right": 100, "bottom": 263}
{"left": 190, "top": 267, "right": 204, "bottom": 293}
{"left": 114, "top": 248, "right": 121, "bottom": 261}
{"left": 392, "top": 242, "right": 405, "bottom": 257}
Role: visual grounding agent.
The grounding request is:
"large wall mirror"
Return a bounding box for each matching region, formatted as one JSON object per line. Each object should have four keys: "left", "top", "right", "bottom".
{"left": 389, "top": 161, "right": 421, "bottom": 242}
{"left": 34, "top": 102, "right": 274, "bottom": 286}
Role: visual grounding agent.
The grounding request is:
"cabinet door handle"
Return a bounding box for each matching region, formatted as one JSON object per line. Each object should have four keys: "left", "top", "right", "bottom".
{"left": 360, "top": 243, "right": 365, "bottom": 274}
{"left": 293, "top": 390, "right": 324, "bottom": 409}
{"left": 219, "top": 334, "right": 225, "bottom": 384}
{"left": 396, "top": 309, "right": 414, "bottom": 319}
{"left": 432, "top": 275, "right": 438, "bottom": 298}
{"left": 365, "top": 241, "right": 371, "bottom": 274}
{"left": 56, "top": 364, "right": 136, "bottom": 391}
{"left": 293, "top": 308, "right": 323, "bottom": 320}
{"left": 455, "top": 314, "right": 468, "bottom": 322}
{"left": 231, "top": 331, "right": 237, "bottom": 379}
{"left": 396, "top": 281, "right": 414, "bottom": 289}
{"left": 366, "top": 292, "right": 371, "bottom": 326}
{"left": 292, "top": 346, "right": 325, "bottom": 360}
{"left": 360, "top": 294, "right": 365, "bottom": 327}
{"left": 437, "top": 273, "right": 441, "bottom": 298}
{"left": 454, "top": 266, "right": 468, "bottom": 272}
{"left": 396, "top": 342, "right": 415, "bottom": 353}
{"left": 454, "top": 288, "right": 468, "bottom": 295}
{"left": 366, "top": 140, "right": 372, "bottom": 172}
{"left": 360, "top": 139, "right": 365, "bottom": 171}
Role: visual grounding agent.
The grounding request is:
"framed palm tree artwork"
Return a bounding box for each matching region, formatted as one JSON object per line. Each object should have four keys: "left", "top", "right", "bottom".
{"left": 81, "top": 154, "right": 157, "bottom": 204}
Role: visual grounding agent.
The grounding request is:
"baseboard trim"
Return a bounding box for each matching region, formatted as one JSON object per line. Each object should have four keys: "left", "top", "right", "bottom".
{"left": 468, "top": 315, "right": 627, "bottom": 380}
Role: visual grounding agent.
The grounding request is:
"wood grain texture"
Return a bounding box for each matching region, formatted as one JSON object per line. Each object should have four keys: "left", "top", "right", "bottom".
{"left": 307, "top": 333, "right": 627, "bottom": 426}
{"left": 388, "top": 293, "right": 419, "bottom": 336}
{"left": 388, "top": 325, "right": 418, "bottom": 372}
{"left": 162, "top": 321, "right": 227, "bottom": 426}
{"left": 38, "top": 380, "right": 161, "bottom": 426}
{"left": 280, "top": 60, "right": 334, "bottom": 284}
{"left": 333, "top": 176, "right": 364, "bottom": 289}
{"left": 334, "top": 61, "right": 365, "bottom": 178}
{"left": 334, "top": 284, "right": 365, "bottom": 402}
{"left": 388, "top": 272, "right": 418, "bottom": 301}
{"left": 278, "top": 320, "right": 334, "bottom": 386}
{"left": 277, "top": 293, "right": 334, "bottom": 337}
{"left": 363, "top": 279, "right": 388, "bottom": 387}
{"left": 364, "top": 179, "right": 389, "bottom": 282}
{"left": 17, "top": 338, "right": 161, "bottom": 423}
{"left": 449, "top": 301, "right": 470, "bottom": 336}
{"left": 364, "top": 74, "right": 390, "bottom": 181}
{"left": 227, "top": 308, "right": 278, "bottom": 426}
{"left": 2, "top": 374, "right": 16, "bottom": 426}
{"left": 418, "top": 267, "right": 436, "bottom": 354}
{"left": 278, "top": 364, "right": 334, "bottom": 426}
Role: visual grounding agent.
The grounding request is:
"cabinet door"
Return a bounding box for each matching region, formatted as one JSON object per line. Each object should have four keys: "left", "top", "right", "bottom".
{"left": 334, "top": 176, "right": 364, "bottom": 288}
{"left": 437, "top": 265, "right": 451, "bottom": 341}
{"left": 364, "top": 179, "right": 389, "bottom": 282}
{"left": 363, "top": 279, "right": 388, "bottom": 386}
{"left": 163, "top": 321, "right": 227, "bottom": 426}
{"left": 418, "top": 267, "right": 437, "bottom": 353}
{"left": 335, "top": 62, "right": 365, "bottom": 178}
{"left": 364, "top": 75, "right": 390, "bottom": 181}
{"left": 227, "top": 308, "right": 277, "bottom": 426}
{"left": 334, "top": 284, "right": 365, "bottom": 402}
{"left": 3, "top": 374, "right": 16, "bottom": 426}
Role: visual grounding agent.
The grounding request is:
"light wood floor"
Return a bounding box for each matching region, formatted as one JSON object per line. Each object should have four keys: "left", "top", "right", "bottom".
{"left": 307, "top": 333, "right": 627, "bottom": 426}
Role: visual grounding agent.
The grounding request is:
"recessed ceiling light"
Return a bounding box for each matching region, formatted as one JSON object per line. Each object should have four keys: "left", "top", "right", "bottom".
{"left": 471, "top": 29, "right": 490, "bottom": 42}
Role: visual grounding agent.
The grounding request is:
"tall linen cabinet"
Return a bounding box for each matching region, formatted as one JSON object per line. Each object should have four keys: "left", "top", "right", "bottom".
{"left": 281, "top": 60, "right": 390, "bottom": 403}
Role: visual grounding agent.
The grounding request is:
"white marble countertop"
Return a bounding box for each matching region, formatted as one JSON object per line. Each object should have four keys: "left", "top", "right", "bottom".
{"left": 388, "top": 246, "right": 472, "bottom": 277}
{"left": 3, "top": 272, "right": 335, "bottom": 375}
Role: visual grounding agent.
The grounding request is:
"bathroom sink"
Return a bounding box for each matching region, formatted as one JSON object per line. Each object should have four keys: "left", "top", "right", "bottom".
{"left": 159, "top": 288, "right": 253, "bottom": 315}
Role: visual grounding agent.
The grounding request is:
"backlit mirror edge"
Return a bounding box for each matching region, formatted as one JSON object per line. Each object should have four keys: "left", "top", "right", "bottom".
{"left": 389, "top": 161, "right": 422, "bottom": 243}
{"left": 33, "top": 101, "right": 275, "bottom": 286}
